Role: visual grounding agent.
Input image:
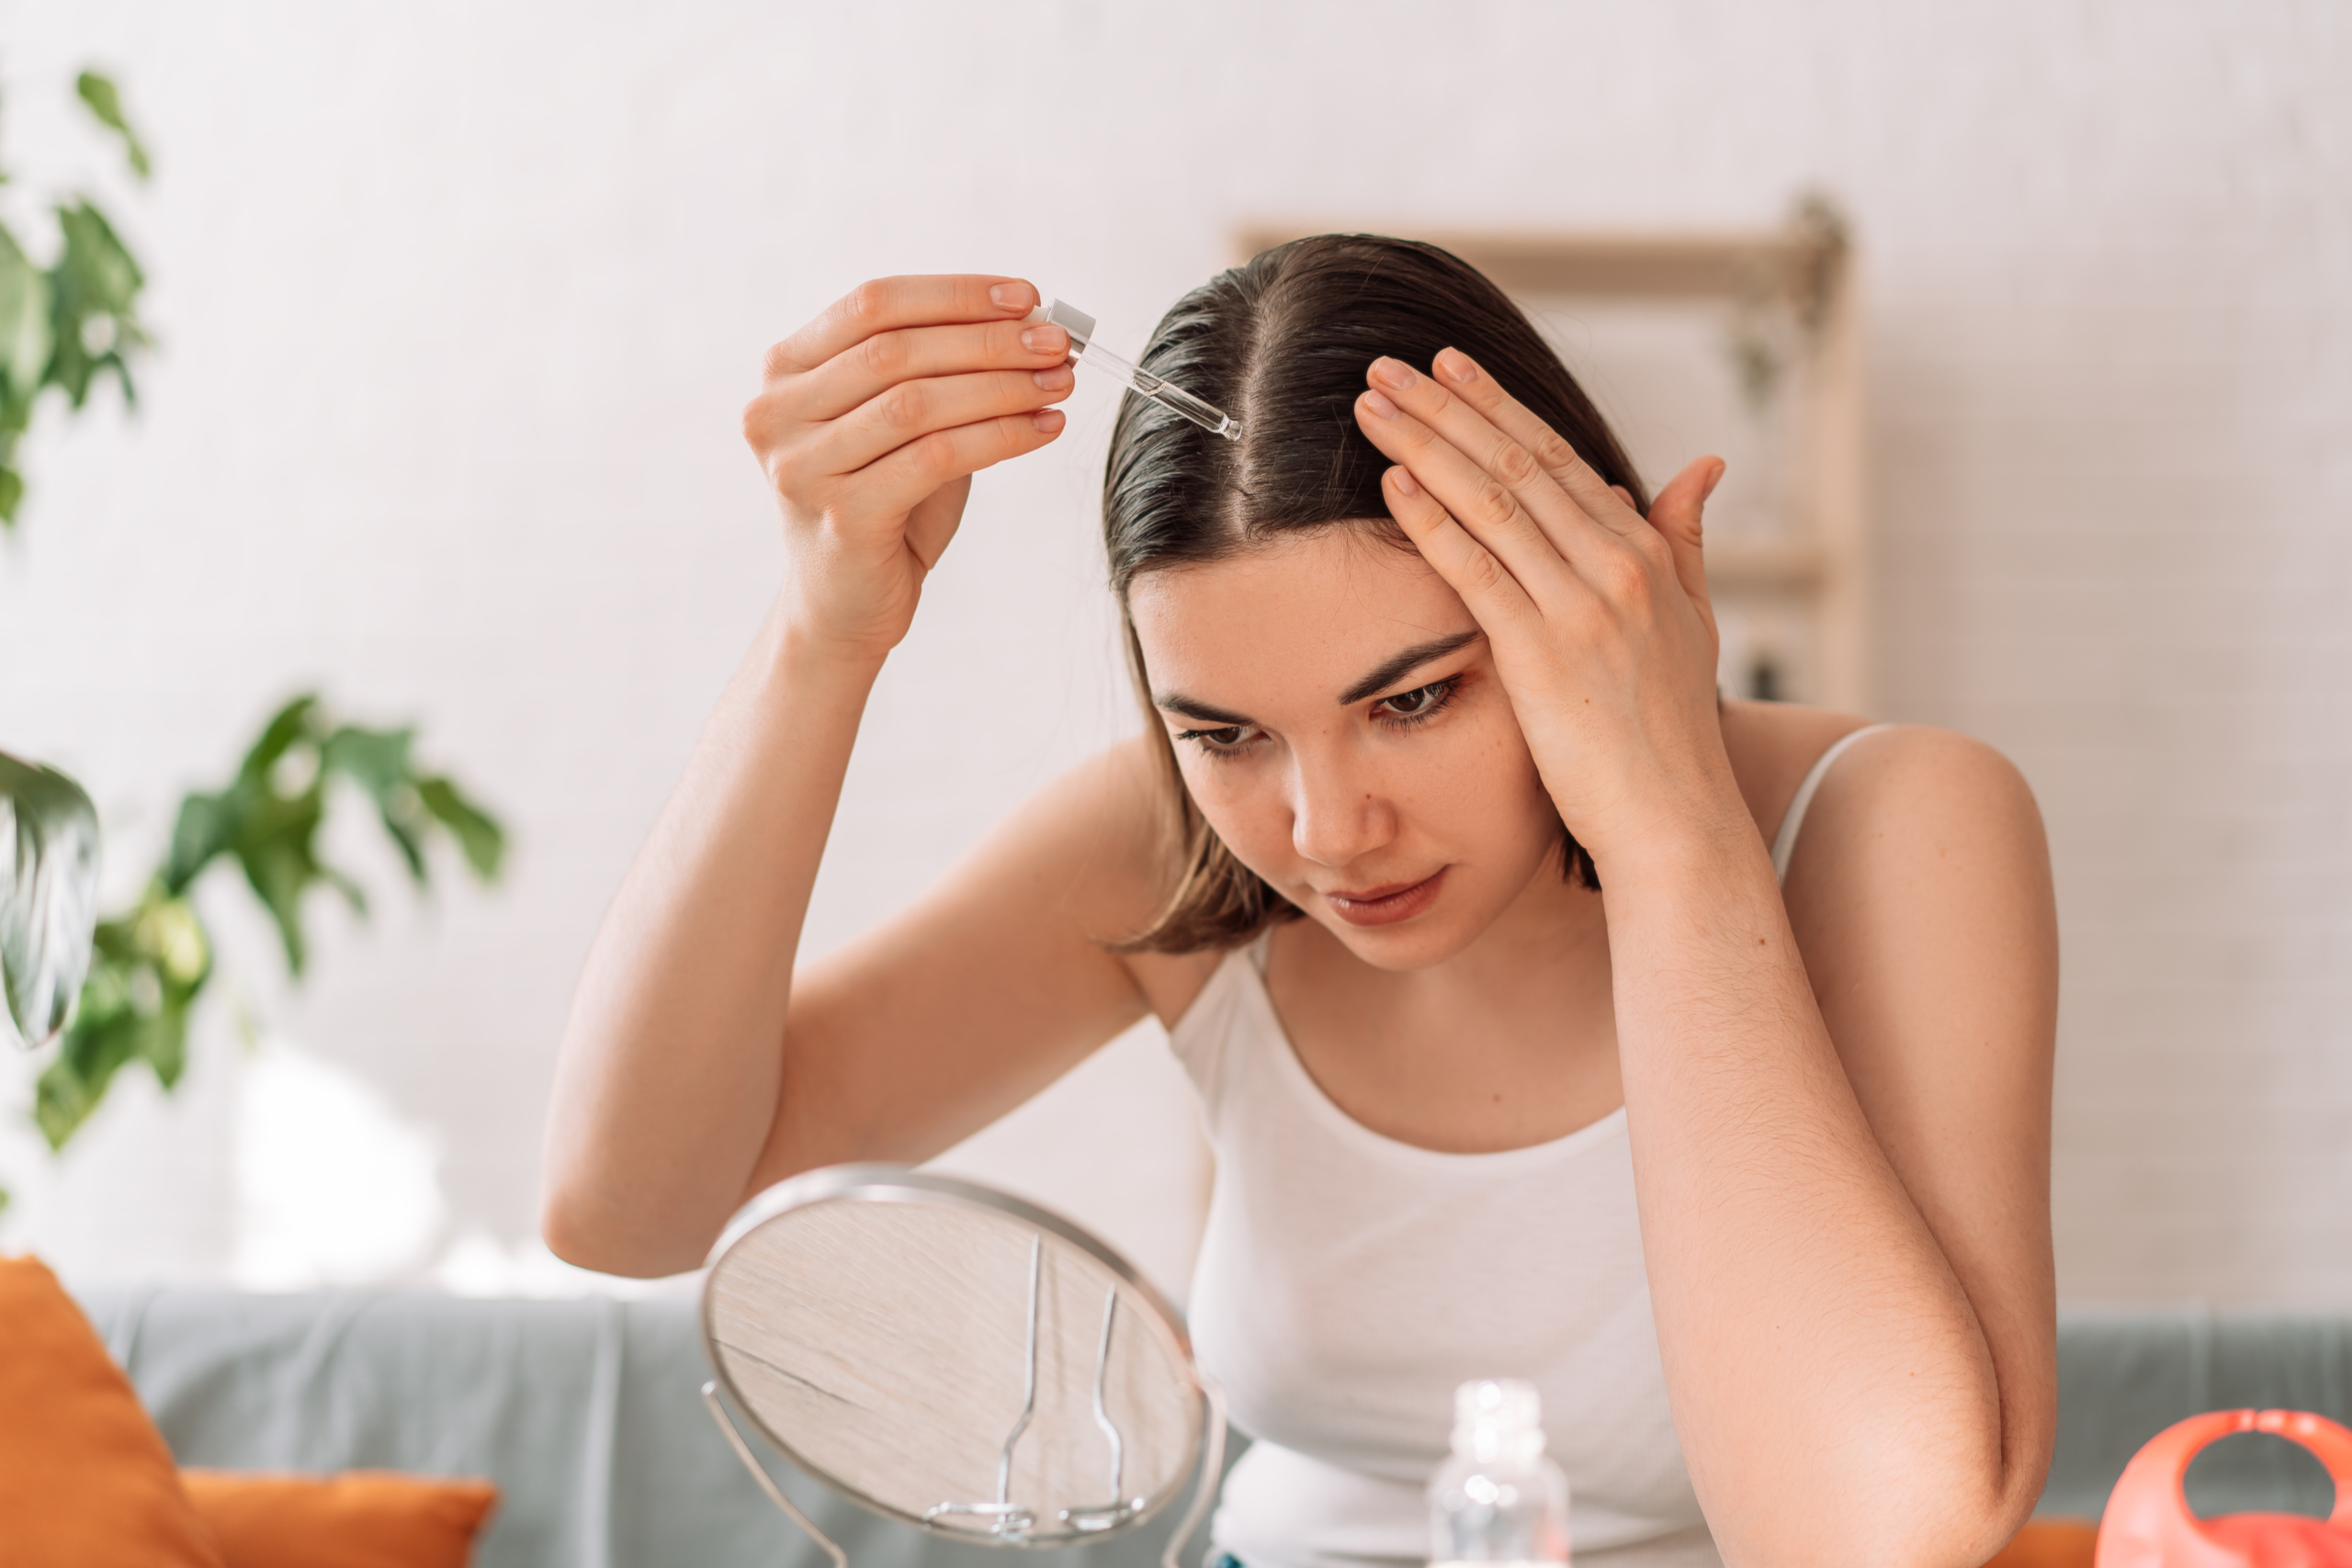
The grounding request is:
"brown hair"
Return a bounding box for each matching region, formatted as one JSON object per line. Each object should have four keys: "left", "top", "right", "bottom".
{"left": 1104, "top": 234, "right": 1647, "bottom": 953}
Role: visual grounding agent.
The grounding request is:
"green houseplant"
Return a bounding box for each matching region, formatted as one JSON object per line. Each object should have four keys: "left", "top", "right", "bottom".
{"left": 0, "top": 70, "right": 503, "bottom": 1212}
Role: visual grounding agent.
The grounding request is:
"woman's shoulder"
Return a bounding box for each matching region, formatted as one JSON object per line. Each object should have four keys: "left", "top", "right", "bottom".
{"left": 1719, "top": 702, "right": 2045, "bottom": 938}
{"left": 1719, "top": 701, "right": 2036, "bottom": 857}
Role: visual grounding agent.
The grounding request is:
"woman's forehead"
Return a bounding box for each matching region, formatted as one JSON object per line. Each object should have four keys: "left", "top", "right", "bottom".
{"left": 1126, "top": 529, "right": 1475, "bottom": 694}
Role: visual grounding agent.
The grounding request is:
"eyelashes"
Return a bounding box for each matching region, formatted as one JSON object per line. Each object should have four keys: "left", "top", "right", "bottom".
{"left": 1375, "top": 676, "right": 1459, "bottom": 727}
{"left": 1174, "top": 724, "right": 1254, "bottom": 753}
{"left": 1172, "top": 676, "right": 1464, "bottom": 759}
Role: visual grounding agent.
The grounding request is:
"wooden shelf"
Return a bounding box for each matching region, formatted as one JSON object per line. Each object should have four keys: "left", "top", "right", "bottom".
{"left": 1703, "top": 539, "right": 1831, "bottom": 592}
{"left": 1233, "top": 225, "right": 1845, "bottom": 320}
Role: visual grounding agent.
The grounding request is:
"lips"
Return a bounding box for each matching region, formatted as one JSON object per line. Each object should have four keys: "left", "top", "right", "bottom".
{"left": 1322, "top": 867, "right": 1447, "bottom": 928}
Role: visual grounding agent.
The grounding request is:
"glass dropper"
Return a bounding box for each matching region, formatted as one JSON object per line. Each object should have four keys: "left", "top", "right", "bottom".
{"left": 1032, "top": 299, "right": 1241, "bottom": 441}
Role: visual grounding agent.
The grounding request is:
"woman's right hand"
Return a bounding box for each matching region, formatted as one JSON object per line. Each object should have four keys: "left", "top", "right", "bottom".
{"left": 742, "top": 276, "right": 1074, "bottom": 663}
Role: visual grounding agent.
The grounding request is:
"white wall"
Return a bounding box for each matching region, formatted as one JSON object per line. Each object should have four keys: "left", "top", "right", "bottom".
{"left": 0, "top": 0, "right": 2345, "bottom": 1306}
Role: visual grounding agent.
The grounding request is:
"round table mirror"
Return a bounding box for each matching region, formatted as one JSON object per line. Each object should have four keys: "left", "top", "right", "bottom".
{"left": 700, "top": 1164, "right": 1226, "bottom": 1566}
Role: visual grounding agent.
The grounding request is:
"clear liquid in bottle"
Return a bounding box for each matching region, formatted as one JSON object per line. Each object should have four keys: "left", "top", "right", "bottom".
{"left": 1428, "top": 1380, "right": 1571, "bottom": 1568}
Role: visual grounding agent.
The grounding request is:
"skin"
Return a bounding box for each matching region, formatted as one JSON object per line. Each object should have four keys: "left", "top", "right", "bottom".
{"left": 542, "top": 276, "right": 2059, "bottom": 1568}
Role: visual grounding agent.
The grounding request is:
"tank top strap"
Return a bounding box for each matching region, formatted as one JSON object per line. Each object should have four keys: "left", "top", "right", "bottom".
{"left": 1769, "top": 724, "right": 1894, "bottom": 884}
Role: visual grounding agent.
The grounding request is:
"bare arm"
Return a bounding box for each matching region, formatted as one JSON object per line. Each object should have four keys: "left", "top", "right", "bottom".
{"left": 1354, "top": 351, "right": 2055, "bottom": 1565}
{"left": 1610, "top": 729, "right": 2055, "bottom": 1567}
{"left": 541, "top": 612, "right": 876, "bottom": 1277}
{"left": 752, "top": 739, "right": 1200, "bottom": 1186}
{"left": 542, "top": 274, "right": 1135, "bottom": 1276}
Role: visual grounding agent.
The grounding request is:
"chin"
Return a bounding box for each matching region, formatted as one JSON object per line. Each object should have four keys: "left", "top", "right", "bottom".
{"left": 1322, "top": 921, "right": 1472, "bottom": 972}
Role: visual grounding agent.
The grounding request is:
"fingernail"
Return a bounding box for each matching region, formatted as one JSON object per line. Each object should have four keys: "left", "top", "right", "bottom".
{"left": 1362, "top": 389, "right": 1401, "bottom": 420}
{"left": 1387, "top": 465, "right": 1419, "bottom": 496}
{"left": 1033, "top": 366, "right": 1074, "bottom": 391}
{"left": 1702, "top": 461, "right": 1726, "bottom": 502}
{"left": 990, "top": 283, "right": 1030, "bottom": 312}
{"left": 1437, "top": 348, "right": 1477, "bottom": 384}
{"left": 1022, "top": 325, "right": 1067, "bottom": 355}
{"left": 1031, "top": 409, "right": 1065, "bottom": 434}
{"left": 1369, "top": 357, "right": 1414, "bottom": 390}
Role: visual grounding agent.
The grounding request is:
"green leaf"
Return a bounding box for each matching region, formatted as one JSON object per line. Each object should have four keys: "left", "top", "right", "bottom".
{"left": 56, "top": 203, "right": 142, "bottom": 315}
{"left": 232, "top": 784, "right": 332, "bottom": 976}
{"left": 0, "top": 73, "right": 153, "bottom": 539}
{"left": 163, "top": 697, "right": 346, "bottom": 974}
{"left": 0, "top": 227, "right": 53, "bottom": 402}
{"left": 377, "top": 801, "right": 429, "bottom": 884}
{"left": 34, "top": 1059, "right": 99, "bottom": 1148}
{"left": 322, "top": 724, "right": 414, "bottom": 800}
{"left": 416, "top": 776, "right": 506, "bottom": 880}
{"left": 324, "top": 725, "right": 428, "bottom": 883}
{"left": 237, "top": 694, "right": 322, "bottom": 784}
{"left": 47, "top": 199, "right": 147, "bottom": 410}
{"left": 35, "top": 692, "right": 504, "bottom": 1156}
{"left": 40, "top": 886, "right": 209, "bottom": 1149}
{"left": 163, "top": 784, "right": 244, "bottom": 895}
{"left": 74, "top": 73, "right": 151, "bottom": 180}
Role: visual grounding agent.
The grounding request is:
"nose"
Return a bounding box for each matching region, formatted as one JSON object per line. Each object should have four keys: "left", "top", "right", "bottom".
{"left": 1286, "top": 752, "right": 1396, "bottom": 871}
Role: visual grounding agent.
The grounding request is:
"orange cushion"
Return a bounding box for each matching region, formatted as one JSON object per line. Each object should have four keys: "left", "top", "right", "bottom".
{"left": 1984, "top": 1518, "right": 2100, "bottom": 1567}
{"left": 183, "top": 1471, "right": 500, "bottom": 1568}
{"left": 0, "top": 1255, "right": 225, "bottom": 1567}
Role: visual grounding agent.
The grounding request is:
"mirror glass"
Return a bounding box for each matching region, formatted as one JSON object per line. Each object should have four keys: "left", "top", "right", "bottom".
{"left": 702, "top": 1165, "right": 1210, "bottom": 1548}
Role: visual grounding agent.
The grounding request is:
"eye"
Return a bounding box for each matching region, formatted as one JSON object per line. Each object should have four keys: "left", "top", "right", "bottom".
{"left": 1374, "top": 678, "right": 1458, "bottom": 724}
{"left": 1175, "top": 724, "right": 1259, "bottom": 755}
{"left": 1383, "top": 683, "right": 1441, "bottom": 715}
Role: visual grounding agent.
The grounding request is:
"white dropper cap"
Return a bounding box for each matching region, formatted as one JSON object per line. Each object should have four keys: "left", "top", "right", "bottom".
{"left": 1451, "top": 1379, "right": 1546, "bottom": 1464}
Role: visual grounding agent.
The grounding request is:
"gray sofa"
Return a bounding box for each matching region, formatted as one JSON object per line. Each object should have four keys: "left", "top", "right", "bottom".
{"left": 78, "top": 1291, "right": 2352, "bottom": 1567}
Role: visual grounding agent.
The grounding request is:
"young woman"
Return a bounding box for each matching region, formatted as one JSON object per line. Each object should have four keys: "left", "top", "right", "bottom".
{"left": 543, "top": 236, "right": 2058, "bottom": 1568}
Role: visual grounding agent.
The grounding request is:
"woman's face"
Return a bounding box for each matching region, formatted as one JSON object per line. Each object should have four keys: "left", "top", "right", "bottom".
{"left": 1126, "top": 526, "right": 1567, "bottom": 972}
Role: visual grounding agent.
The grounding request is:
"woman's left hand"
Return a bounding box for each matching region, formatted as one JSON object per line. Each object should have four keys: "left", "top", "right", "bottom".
{"left": 1352, "top": 349, "right": 1742, "bottom": 873}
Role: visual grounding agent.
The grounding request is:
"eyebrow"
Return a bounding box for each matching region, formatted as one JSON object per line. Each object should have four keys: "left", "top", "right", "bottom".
{"left": 1154, "top": 693, "right": 1254, "bottom": 727}
{"left": 1336, "top": 630, "right": 1482, "bottom": 705}
{"left": 1153, "top": 629, "right": 1483, "bottom": 725}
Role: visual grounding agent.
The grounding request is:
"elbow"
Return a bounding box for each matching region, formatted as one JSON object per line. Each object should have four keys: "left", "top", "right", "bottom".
{"left": 1886, "top": 1502, "right": 2037, "bottom": 1568}
{"left": 538, "top": 1172, "right": 708, "bottom": 1281}
{"left": 1826, "top": 1461, "right": 2044, "bottom": 1568}
{"left": 537, "top": 1135, "right": 614, "bottom": 1273}
{"left": 1728, "top": 1417, "right": 2048, "bottom": 1568}
{"left": 539, "top": 1190, "right": 616, "bottom": 1276}
{"left": 1745, "top": 1500, "right": 2025, "bottom": 1568}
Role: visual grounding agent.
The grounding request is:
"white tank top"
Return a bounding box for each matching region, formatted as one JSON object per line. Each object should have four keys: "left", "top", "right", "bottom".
{"left": 1167, "top": 726, "right": 1888, "bottom": 1568}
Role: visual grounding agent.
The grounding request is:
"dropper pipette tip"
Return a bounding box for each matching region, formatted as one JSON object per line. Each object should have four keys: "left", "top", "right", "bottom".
{"left": 1036, "top": 296, "right": 1242, "bottom": 444}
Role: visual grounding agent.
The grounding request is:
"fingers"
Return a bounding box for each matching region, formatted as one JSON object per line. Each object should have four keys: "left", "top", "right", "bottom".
{"left": 1646, "top": 455, "right": 1725, "bottom": 623}
{"left": 811, "top": 366, "right": 1073, "bottom": 478}
{"left": 1376, "top": 462, "right": 1537, "bottom": 630}
{"left": 1363, "top": 355, "right": 1634, "bottom": 578}
{"left": 1353, "top": 380, "right": 1577, "bottom": 602}
{"left": 795, "top": 318, "right": 1072, "bottom": 423}
{"left": 853, "top": 408, "right": 1067, "bottom": 518}
{"left": 764, "top": 275, "right": 1040, "bottom": 379}
{"left": 1427, "top": 347, "right": 1649, "bottom": 542}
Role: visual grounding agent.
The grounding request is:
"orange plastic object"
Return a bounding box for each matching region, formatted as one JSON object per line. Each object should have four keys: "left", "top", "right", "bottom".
{"left": 2096, "top": 1410, "right": 2352, "bottom": 1567}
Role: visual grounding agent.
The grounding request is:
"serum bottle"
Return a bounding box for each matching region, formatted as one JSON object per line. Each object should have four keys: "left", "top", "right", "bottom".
{"left": 1429, "top": 1380, "right": 1572, "bottom": 1568}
